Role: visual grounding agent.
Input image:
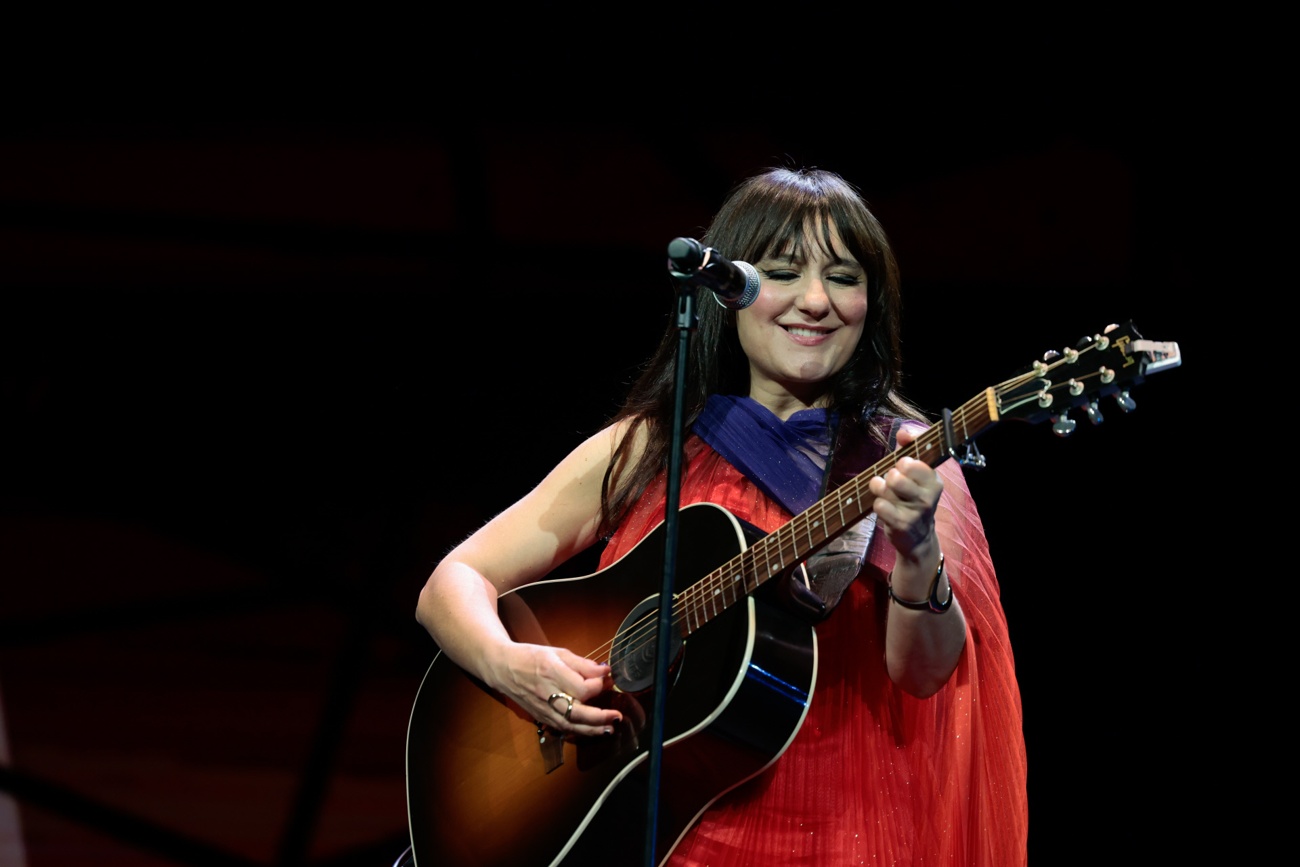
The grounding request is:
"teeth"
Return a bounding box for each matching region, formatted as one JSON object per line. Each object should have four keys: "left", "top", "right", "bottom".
{"left": 787, "top": 327, "right": 823, "bottom": 337}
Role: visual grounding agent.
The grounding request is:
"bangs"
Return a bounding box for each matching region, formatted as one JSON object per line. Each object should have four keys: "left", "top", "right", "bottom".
{"left": 760, "top": 209, "right": 847, "bottom": 264}
{"left": 703, "top": 168, "right": 888, "bottom": 282}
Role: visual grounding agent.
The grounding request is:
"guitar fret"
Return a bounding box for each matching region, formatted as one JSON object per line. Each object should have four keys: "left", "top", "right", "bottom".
{"left": 707, "top": 570, "right": 723, "bottom": 619}
{"left": 819, "top": 502, "right": 831, "bottom": 539}
{"left": 723, "top": 563, "right": 741, "bottom": 601}
{"left": 821, "top": 496, "right": 839, "bottom": 537}
{"left": 687, "top": 583, "right": 703, "bottom": 633}
{"left": 764, "top": 528, "right": 786, "bottom": 580}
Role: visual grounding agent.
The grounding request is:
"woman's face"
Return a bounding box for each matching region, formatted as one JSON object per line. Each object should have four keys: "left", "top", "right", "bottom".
{"left": 736, "top": 221, "right": 868, "bottom": 413}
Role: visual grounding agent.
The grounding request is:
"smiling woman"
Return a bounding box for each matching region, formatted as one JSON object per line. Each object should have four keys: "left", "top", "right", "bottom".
{"left": 408, "top": 167, "right": 1029, "bottom": 867}
{"left": 738, "top": 222, "right": 869, "bottom": 410}
{"left": 0, "top": 113, "right": 1208, "bottom": 867}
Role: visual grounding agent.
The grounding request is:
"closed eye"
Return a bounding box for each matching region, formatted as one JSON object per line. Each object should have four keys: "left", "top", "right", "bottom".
{"left": 829, "top": 273, "right": 865, "bottom": 287}
{"left": 761, "top": 269, "right": 863, "bottom": 287}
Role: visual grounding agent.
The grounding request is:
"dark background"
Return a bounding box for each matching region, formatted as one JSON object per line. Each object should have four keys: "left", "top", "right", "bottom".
{"left": 0, "top": 54, "right": 1211, "bottom": 867}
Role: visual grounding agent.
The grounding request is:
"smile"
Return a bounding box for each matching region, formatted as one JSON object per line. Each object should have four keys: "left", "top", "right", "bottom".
{"left": 785, "top": 326, "right": 830, "bottom": 338}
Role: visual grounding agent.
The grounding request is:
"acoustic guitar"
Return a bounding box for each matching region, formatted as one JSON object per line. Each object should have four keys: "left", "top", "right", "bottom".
{"left": 405, "top": 320, "right": 1181, "bottom": 867}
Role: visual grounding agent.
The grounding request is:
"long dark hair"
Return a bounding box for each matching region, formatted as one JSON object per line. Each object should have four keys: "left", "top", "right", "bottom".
{"left": 598, "top": 167, "right": 926, "bottom": 537}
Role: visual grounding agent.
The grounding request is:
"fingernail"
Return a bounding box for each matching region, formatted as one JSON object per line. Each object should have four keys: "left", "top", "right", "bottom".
{"left": 603, "top": 727, "right": 614, "bottom": 736}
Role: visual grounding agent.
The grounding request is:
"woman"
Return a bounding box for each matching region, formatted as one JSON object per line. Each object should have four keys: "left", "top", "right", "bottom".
{"left": 416, "top": 167, "right": 1028, "bottom": 865}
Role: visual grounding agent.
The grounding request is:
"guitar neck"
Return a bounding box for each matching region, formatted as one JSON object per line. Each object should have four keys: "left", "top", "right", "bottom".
{"left": 675, "top": 387, "right": 1000, "bottom": 636}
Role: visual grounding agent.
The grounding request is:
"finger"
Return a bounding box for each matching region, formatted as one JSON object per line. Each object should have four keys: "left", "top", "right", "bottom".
{"left": 876, "top": 471, "right": 924, "bottom": 509}
{"left": 891, "top": 456, "right": 935, "bottom": 485}
{"left": 560, "top": 652, "right": 612, "bottom": 681}
{"left": 893, "top": 425, "right": 920, "bottom": 448}
{"left": 889, "top": 459, "right": 943, "bottom": 502}
{"left": 544, "top": 691, "right": 578, "bottom": 724}
{"left": 556, "top": 655, "right": 616, "bottom": 702}
{"left": 543, "top": 691, "right": 622, "bottom": 735}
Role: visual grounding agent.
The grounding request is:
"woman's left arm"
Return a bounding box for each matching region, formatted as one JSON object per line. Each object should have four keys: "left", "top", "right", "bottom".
{"left": 868, "top": 425, "right": 970, "bottom": 697}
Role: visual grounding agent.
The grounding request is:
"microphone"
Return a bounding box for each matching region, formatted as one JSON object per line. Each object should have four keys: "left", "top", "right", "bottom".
{"left": 666, "top": 237, "right": 761, "bottom": 310}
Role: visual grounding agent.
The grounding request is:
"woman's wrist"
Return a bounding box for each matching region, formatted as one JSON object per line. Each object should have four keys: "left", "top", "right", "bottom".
{"left": 887, "top": 552, "right": 953, "bottom": 614}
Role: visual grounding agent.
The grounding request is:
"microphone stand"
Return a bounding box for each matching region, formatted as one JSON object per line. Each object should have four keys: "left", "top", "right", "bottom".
{"left": 641, "top": 267, "right": 698, "bottom": 867}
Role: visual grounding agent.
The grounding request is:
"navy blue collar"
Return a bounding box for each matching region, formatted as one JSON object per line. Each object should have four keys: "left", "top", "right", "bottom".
{"left": 693, "top": 394, "right": 838, "bottom": 515}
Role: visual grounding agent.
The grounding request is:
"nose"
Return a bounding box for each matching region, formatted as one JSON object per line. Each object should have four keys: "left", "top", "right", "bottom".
{"left": 797, "top": 276, "right": 831, "bottom": 315}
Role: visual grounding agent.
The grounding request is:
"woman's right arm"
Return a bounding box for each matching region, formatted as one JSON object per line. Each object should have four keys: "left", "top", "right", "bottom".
{"left": 415, "top": 420, "right": 635, "bottom": 735}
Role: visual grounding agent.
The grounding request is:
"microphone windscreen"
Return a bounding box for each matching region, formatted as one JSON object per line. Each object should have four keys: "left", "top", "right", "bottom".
{"left": 725, "top": 260, "right": 761, "bottom": 310}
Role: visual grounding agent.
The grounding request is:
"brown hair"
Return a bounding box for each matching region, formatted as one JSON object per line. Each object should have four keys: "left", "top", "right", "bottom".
{"left": 598, "top": 167, "right": 926, "bottom": 537}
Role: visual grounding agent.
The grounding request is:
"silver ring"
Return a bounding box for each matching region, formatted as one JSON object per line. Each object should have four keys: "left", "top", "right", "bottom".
{"left": 547, "top": 691, "right": 575, "bottom": 721}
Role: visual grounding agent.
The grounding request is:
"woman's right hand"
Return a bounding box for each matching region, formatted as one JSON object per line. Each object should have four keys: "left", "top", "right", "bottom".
{"left": 486, "top": 641, "right": 623, "bottom": 736}
{"left": 417, "top": 422, "right": 640, "bottom": 736}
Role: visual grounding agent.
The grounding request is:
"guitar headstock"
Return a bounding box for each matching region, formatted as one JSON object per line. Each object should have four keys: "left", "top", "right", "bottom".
{"left": 994, "top": 320, "right": 1181, "bottom": 435}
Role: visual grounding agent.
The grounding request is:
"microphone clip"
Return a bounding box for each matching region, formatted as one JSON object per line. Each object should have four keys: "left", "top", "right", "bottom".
{"left": 665, "top": 237, "right": 760, "bottom": 310}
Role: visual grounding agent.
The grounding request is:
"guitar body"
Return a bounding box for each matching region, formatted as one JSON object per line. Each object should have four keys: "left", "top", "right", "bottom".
{"left": 405, "top": 502, "right": 818, "bottom": 867}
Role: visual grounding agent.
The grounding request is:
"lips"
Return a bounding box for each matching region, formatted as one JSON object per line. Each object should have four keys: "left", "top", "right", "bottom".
{"left": 782, "top": 324, "right": 835, "bottom": 345}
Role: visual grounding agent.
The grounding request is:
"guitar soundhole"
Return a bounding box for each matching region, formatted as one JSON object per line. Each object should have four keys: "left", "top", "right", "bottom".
{"left": 610, "top": 595, "right": 682, "bottom": 694}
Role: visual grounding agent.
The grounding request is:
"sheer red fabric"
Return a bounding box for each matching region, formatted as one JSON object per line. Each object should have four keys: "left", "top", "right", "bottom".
{"left": 598, "top": 434, "right": 1028, "bottom": 867}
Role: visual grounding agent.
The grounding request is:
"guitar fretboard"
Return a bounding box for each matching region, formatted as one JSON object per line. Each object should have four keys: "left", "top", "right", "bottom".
{"left": 675, "top": 387, "right": 1000, "bottom": 636}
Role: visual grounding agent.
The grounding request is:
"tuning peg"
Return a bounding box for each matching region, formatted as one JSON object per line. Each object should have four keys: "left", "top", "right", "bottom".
{"left": 1085, "top": 400, "right": 1104, "bottom": 425}
{"left": 1114, "top": 390, "right": 1136, "bottom": 412}
{"left": 1051, "top": 411, "right": 1078, "bottom": 437}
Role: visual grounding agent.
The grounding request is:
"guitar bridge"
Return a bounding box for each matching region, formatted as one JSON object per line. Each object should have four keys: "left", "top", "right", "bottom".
{"left": 536, "top": 721, "right": 565, "bottom": 773}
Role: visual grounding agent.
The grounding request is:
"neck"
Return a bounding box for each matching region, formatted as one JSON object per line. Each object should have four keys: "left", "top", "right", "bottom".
{"left": 747, "top": 386, "right": 830, "bottom": 422}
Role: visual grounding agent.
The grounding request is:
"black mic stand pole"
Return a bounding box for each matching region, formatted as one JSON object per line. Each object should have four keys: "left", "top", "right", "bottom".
{"left": 641, "top": 269, "right": 698, "bottom": 867}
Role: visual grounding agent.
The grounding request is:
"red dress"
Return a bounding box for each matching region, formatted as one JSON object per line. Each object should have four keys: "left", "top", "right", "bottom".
{"left": 598, "top": 434, "right": 1028, "bottom": 866}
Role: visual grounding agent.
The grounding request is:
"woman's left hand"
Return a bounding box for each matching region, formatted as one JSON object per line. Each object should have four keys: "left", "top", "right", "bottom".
{"left": 867, "top": 424, "right": 944, "bottom": 561}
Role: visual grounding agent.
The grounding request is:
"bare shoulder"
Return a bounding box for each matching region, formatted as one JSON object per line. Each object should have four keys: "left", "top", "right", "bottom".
{"left": 451, "top": 421, "right": 642, "bottom": 589}
{"left": 551, "top": 418, "right": 640, "bottom": 477}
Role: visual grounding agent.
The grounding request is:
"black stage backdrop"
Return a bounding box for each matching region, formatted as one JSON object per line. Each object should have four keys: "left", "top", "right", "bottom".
{"left": 0, "top": 91, "right": 1212, "bottom": 867}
